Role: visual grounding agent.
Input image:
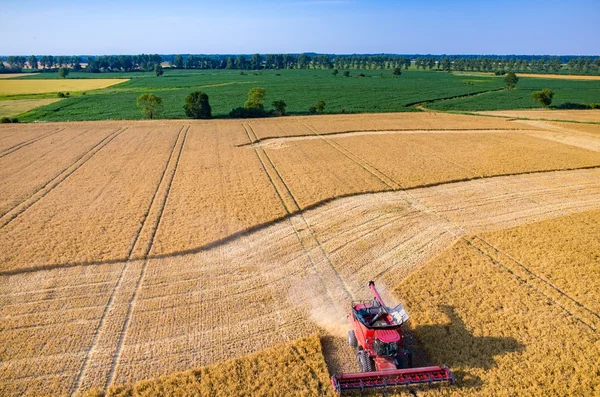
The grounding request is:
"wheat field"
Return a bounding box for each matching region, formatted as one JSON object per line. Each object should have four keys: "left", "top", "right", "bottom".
{"left": 0, "top": 79, "right": 127, "bottom": 95}
{"left": 1, "top": 113, "right": 600, "bottom": 396}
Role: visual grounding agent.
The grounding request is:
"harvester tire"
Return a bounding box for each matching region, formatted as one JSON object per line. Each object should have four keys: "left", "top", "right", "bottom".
{"left": 357, "top": 350, "right": 373, "bottom": 372}
{"left": 348, "top": 330, "right": 357, "bottom": 348}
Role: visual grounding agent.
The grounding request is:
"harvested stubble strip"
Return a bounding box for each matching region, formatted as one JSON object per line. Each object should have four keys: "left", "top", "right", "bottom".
{"left": 81, "top": 335, "right": 334, "bottom": 397}
{"left": 150, "top": 122, "right": 288, "bottom": 256}
{"left": 0, "top": 262, "right": 123, "bottom": 396}
{"left": 476, "top": 109, "right": 600, "bottom": 123}
{"left": 394, "top": 214, "right": 600, "bottom": 396}
{"left": 249, "top": 112, "right": 532, "bottom": 140}
{"left": 0, "top": 124, "right": 181, "bottom": 273}
{"left": 0, "top": 125, "right": 119, "bottom": 216}
{"left": 108, "top": 221, "right": 320, "bottom": 385}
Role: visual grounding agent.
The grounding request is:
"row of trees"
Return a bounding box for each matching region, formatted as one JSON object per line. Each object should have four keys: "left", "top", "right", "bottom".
{"left": 3, "top": 53, "right": 600, "bottom": 75}
{"left": 172, "top": 54, "right": 413, "bottom": 71}
{"left": 0, "top": 54, "right": 163, "bottom": 73}
{"left": 415, "top": 56, "right": 600, "bottom": 74}
{"left": 136, "top": 87, "right": 327, "bottom": 120}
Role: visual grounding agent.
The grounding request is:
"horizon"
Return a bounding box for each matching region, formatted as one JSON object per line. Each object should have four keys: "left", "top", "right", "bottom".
{"left": 1, "top": 0, "right": 599, "bottom": 56}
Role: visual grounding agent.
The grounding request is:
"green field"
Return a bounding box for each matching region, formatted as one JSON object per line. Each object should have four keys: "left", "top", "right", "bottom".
{"left": 14, "top": 69, "right": 502, "bottom": 121}
{"left": 5, "top": 69, "right": 600, "bottom": 121}
{"left": 427, "top": 77, "right": 600, "bottom": 111}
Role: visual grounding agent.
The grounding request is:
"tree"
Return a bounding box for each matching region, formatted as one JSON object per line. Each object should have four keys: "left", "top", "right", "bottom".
{"left": 531, "top": 89, "right": 554, "bottom": 108}
{"left": 250, "top": 53, "right": 262, "bottom": 70}
{"left": 272, "top": 100, "right": 287, "bottom": 116}
{"left": 309, "top": 100, "right": 326, "bottom": 114}
{"left": 58, "top": 67, "right": 69, "bottom": 78}
{"left": 184, "top": 91, "right": 212, "bottom": 119}
{"left": 136, "top": 94, "right": 163, "bottom": 119}
{"left": 226, "top": 56, "right": 235, "bottom": 69}
{"left": 332, "top": 69, "right": 339, "bottom": 76}
{"left": 155, "top": 64, "right": 164, "bottom": 76}
{"left": 316, "top": 100, "right": 326, "bottom": 112}
{"left": 172, "top": 55, "right": 184, "bottom": 69}
{"left": 28, "top": 55, "right": 38, "bottom": 69}
{"left": 244, "top": 87, "right": 266, "bottom": 109}
{"left": 504, "top": 72, "right": 519, "bottom": 89}
{"left": 393, "top": 67, "right": 402, "bottom": 76}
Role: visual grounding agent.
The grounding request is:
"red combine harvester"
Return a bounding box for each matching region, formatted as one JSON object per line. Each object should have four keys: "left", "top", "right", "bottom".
{"left": 330, "top": 281, "right": 455, "bottom": 394}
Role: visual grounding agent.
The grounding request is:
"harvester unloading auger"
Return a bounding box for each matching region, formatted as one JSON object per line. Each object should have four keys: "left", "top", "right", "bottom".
{"left": 330, "top": 281, "right": 455, "bottom": 394}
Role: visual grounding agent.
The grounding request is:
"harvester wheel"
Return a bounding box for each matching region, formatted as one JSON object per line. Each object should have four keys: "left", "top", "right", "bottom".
{"left": 347, "top": 330, "right": 357, "bottom": 348}
{"left": 356, "top": 350, "right": 373, "bottom": 372}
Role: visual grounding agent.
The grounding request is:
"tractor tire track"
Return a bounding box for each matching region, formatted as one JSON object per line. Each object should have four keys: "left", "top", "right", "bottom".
{"left": 302, "top": 122, "right": 401, "bottom": 190}
{"left": 0, "top": 127, "right": 64, "bottom": 159}
{"left": 103, "top": 126, "right": 189, "bottom": 390}
{"left": 0, "top": 126, "right": 128, "bottom": 230}
{"left": 467, "top": 237, "right": 599, "bottom": 333}
{"left": 246, "top": 123, "right": 354, "bottom": 304}
{"left": 72, "top": 126, "right": 188, "bottom": 394}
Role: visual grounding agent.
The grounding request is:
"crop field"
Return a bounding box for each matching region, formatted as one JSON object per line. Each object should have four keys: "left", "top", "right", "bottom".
{"left": 514, "top": 73, "right": 600, "bottom": 80}
{"left": 14, "top": 69, "right": 504, "bottom": 121}
{"left": 396, "top": 209, "right": 600, "bottom": 397}
{"left": 1, "top": 112, "right": 600, "bottom": 396}
{"left": 427, "top": 77, "right": 600, "bottom": 111}
{"left": 475, "top": 109, "right": 600, "bottom": 123}
{"left": 0, "top": 98, "right": 62, "bottom": 118}
{"left": 0, "top": 79, "right": 127, "bottom": 95}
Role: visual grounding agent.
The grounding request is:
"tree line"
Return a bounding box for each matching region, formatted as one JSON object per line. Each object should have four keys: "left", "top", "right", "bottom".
{"left": 2, "top": 53, "right": 599, "bottom": 75}
{"left": 415, "top": 56, "right": 600, "bottom": 74}
{"left": 0, "top": 54, "right": 163, "bottom": 73}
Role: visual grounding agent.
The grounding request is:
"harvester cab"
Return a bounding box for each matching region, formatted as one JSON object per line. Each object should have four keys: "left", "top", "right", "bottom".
{"left": 330, "top": 281, "right": 455, "bottom": 395}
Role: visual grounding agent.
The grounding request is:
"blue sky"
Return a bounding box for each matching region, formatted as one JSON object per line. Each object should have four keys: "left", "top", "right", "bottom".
{"left": 1, "top": 0, "right": 598, "bottom": 55}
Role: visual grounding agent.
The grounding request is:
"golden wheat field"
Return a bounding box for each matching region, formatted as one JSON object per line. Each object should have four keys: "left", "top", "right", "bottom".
{"left": 0, "top": 99, "right": 62, "bottom": 118}
{"left": 0, "top": 79, "right": 127, "bottom": 95}
{"left": 1, "top": 112, "right": 600, "bottom": 396}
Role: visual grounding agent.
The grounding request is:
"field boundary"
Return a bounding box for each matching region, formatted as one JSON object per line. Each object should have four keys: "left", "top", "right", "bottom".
{"left": 0, "top": 126, "right": 128, "bottom": 229}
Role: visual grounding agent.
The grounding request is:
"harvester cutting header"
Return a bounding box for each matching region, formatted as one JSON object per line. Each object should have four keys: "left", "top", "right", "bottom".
{"left": 331, "top": 281, "right": 455, "bottom": 394}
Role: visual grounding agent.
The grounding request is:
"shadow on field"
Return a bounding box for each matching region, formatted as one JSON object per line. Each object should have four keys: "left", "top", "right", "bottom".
{"left": 326, "top": 305, "right": 523, "bottom": 395}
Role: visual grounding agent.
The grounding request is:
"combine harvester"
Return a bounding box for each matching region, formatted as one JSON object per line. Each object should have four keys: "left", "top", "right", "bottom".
{"left": 331, "top": 281, "right": 455, "bottom": 395}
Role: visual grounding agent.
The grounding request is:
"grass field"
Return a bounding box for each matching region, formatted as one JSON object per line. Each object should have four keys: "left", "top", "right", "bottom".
{"left": 0, "top": 79, "right": 127, "bottom": 95}
{"left": 1, "top": 112, "right": 600, "bottom": 396}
